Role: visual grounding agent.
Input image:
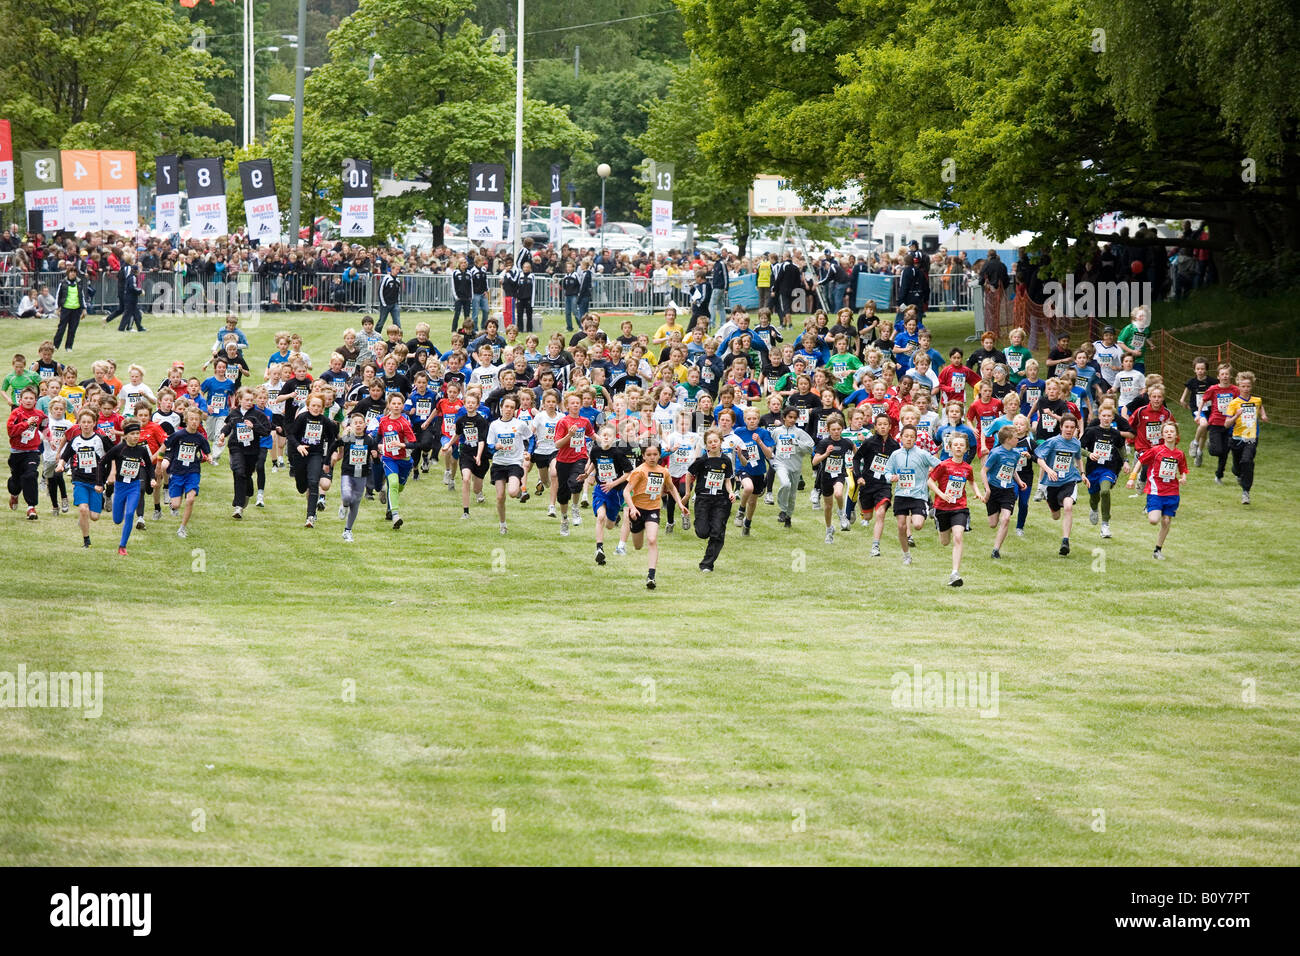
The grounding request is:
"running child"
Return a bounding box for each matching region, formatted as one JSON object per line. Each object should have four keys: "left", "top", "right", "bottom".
{"left": 159, "top": 407, "right": 210, "bottom": 538}
{"left": 979, "top": 425, "right": 1026, "bottom": 559}
{"left": 58, "top": 408, "right": 107, "bottom": 545}
{"left": 104, "top": 421, "right": 155, "bottom": 555}
{"left": 290, "top": 393, "right": 338, "bottom": 528}
{"left": 853, "top": 412, "right": 899, "bottom": 556}
{"left": 928, "top": 432, "right": 985, "bottom": 586}
{"left": 583, "top": 424, "right": 633, "bottom": 564}
{"left": 336, "top": 412, "right": 377, "bottom": 542}
{"left": 811, "top": 414, "right": 854, "bottom": 543}
{"left": 623, "top": 438, "right": 688, "bottom": 589}
{"left": 884, "top": 424, "right": 941, "bottom": 565}
{"left": 1081, "top": 404, "right": 1126, "bottom": 539}
{"left": 455, "top": 391, "right": 491, "bottom": 520}
{"left": 1224, "top": 371, "right": 1266, "bottom": 505}
{"left": 1034, "top": 412, "right": 1084, "bottom": 556}
{"left": 1201, "top": 363, "right": 1238, "bottom": 484}
{"left": 731, "top": 406, "right": 774, "bottom": 536}
{"left": 486, "top": 395, "right": 531, "bottom": 535}
{"left": 553, "top": 392, "right": 595, "bottom": 535}
{"left": 688, "top": 428, "right": 736, "bottom": 572}
{"left": 217, "top": 388, "right": 271, "bottom": 519}
{"left": 7, "top": 387, "right": 48, "bottom": 520}
{"left": 1127, "top": 420, "right": 1188, "bottom": 559}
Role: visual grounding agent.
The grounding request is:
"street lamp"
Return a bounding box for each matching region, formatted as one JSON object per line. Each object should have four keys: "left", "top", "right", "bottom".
{"left": 597, "top": 163, "right": 611, "bottom": 252}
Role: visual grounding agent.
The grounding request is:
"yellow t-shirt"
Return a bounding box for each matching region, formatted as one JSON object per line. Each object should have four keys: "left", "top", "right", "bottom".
{"left": 758, "top": 261, "right": 772, "bottom": 288}
{"left": 654, "top": 323, "right": 681, "bottom": 344}
{"left": 59, "top": 385, "right": 87, "bottom": 417}
{"left": 1226, "top": 395, "right": 1262, "bottom": 440}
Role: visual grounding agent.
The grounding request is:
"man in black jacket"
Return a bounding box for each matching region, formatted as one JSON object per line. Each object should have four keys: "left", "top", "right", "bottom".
{"left": 771, "top": 253, "right": 803, "bottom": 327}
{"left": 898, "top": 252, "right": 929, "bottom": 317}
{"left": 470, "top": 255, "right": 489, "bottom": 329}
{"left": 116, "top": 253, "right": 145, "bottom": 333}
{"left": 53, "top": 266, "right": 87, "bottom": 351}
{"left": 451, "top": 256, "right": 473, "bottom": 332}
{"left": 376, "top": 264, "right": 401, "bottom": 332}
{"left": 512, "top": 260, "right": 535, "bottom": 332}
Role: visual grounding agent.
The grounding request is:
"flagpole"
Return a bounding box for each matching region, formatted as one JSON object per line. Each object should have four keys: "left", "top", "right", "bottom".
{"left": 511, "top": 0, "right": 524, "bottom": 261}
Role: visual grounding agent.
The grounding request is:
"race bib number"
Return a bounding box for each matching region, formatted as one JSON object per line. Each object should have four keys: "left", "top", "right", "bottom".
{"left": 416, "top": 400, "right": 432, "bottom": 419}
{"left": 683, "top": 396, "right": 697, "bottom": 411}
{"left": 897, "top": 469, "right": 917, "bottom": 490}
{"left": 597, "top": 460, "right": 615, "bottom": 483}
{"left": 1053, "top": 451, "right": 1072, "bottom": 474}
{"left": 947, "top": 475, "right": 966, "bottom": 498}
{"left": 344, "top": 362, "right": 356, "bottom": 377}
{"left": 295, "top": 385, "right": 309, "bottom": 404}
{"left": 701, "top": 366, "right": 714, "bottom": 383}
{"left": 996, "top": 463, "right": 1014, "bottom": 484}
{"left": 543, "top": 422, "right": 556, "bottom": 442}
{"left": 463, "top": 426, "right": 479, "bottom": 445}
{"left": 349, "top": 443, "right": 367, "bottom": 465}
{"left": 236, "top": 422, "right": 253, "bottom": 445}
{"left": 305, "top": 421, "right": 323, "bottom": 444}
{"left": 797, "top": 407, "right": 809, "bottom": 425}
{"left": 704, "top": 470, "right": 724, "bottom": 492}
{"left": 1131, "top": 332, "right": 1146, "bottom": 349}
{"left": 951, "top": 373, "right": 965, "bottom": 392}
{"left": 1216, "top": 393, "right": 1231, "bottom": 414}
{"left": 870, "top": 454, "right": 889, "bottom": 475}
{"left": 77, "top": 447, "right": 95, "bottom": 469}
{"left": 569, "top": 430, "right": 584, "bottom": 453}
{"left": 1008, "top": 352, "right": 1024, "bottom": 372}
{"left": 826, "top": 455, "right": 842, "bottom": 476}
{"left": 1158, "top": 457, "right": 1178, "bottom": 481}
{"left": 39, "top": 367, "right": 55, "bottom": 380}
{"left": 980, "top": 415, "right": 995, "bottom": 434}
{"left": 178, "top": 443, "right": 196, "bottom": 465}
{"left": 745, "top": 443, "right": 758, "bottom": 467}
{"left": 1017, "top": 451, "right": 1030, "bottom": 470}
{"left": 366, "top": 410, "right": 381, "bottom": 427}
{"left": 383, "top": 433, "right": 401, "bottom": 456}
{"left": 498, "top": 431, "right": 516, "bottom": 451}
{"left": 120, "top": 458, "right": 140, "bottom": 481}
{"left": 20, "top": 428, "right": 35, "bottom": 445}
{"left": 816, "top": 420, "right": 828, "bottom": 438}
{"left": 777, "top": 434, "right": 795, "bottom": 459}
{"left": 1041, "top": 410, "right": 1058, "bottom": 433}
{"left": 209, "top": 394, "right": 226, "bottom": 414}
{"left": 1145, "top": 421, "right": 1162, "bottom": 444}
{"left": 673, "top": 445, "right": 693, "bottom": 466}
{"left": 1094, "top": 440, "right": 1113, "bottom": 461}
{"left": 1240, "top": 404, "right": 1257, "bottom": 427}
{"left": 645, "top": 471, "right": 664, "bottom": 500}
{"left": 1025, "top": 388, "right": 1041, "bottom": 406}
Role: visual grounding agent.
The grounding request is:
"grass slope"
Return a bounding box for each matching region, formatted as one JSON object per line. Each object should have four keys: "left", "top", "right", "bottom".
{"left": 1, "top": 307, "right": 1296, "bottom": 865}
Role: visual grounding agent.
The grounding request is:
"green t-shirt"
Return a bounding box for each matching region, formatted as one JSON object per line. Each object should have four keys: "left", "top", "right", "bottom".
{"left": 1005, "top": 345, "right": 1033, "bottom": 384}
{"left": 64, "top": 283, "right": 80, "bottom": 310}
{"left": 827, "top": 353, "right": 862, "bottom": 394}
{"left": 3, "top": 370, "right": 41, "bottom": 403}
{"left": 1118, "top": 323, "right": 1149, "bottom": 361}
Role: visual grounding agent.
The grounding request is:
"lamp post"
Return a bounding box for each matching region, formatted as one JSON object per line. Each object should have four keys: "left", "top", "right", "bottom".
{"left": 511, "top": 0, "right": 524, "bottom": 263}
{"left": 288, "top": 0, "right": 307, "bottom": 246}
{"left": 597, "top": 163, "right": 610, "bottom": 253}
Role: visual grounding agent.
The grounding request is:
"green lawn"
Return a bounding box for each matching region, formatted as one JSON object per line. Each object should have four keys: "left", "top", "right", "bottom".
{"left": 1, "top": 306, "right": 1296, "bottom": 865}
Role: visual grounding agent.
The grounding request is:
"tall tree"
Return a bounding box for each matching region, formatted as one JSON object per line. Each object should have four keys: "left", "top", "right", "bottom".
{"left": 680, "top": 0, "right": 1300, "bottom": 278}
{"left": 303, "top": 0, "right": 590, "bottom": 237}
{"left": 0, "top": 0, "right": 231, "bottom": 167}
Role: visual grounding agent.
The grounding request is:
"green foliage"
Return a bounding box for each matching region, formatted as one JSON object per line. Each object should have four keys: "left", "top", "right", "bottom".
{"left": 682, "top": 0, "right": 1300, "bottom": 273}
{"left": 303, "top": 0, "right": 590, "bottom": 236}
{"left": 527, "top": 59, "right": 672, "bottom": 221}
{"left": 633, "top": 64, "right": 751, "bottom": 244}
{"left": 0, "top": 0, "right": 232, "bottom": 182}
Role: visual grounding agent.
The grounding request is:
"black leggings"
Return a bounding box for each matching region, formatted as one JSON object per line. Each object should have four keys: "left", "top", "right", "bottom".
{"left": 292, "top": 453, "right": 325, "bottom": 516}
{"left": 514, "top": 299, "right": 533, "bottom": 332}
{"left": 256, "top": 447, "right": 268, "bottom": 490}
{"left": 693, "top": 493, "right": 731, "bottom": 570}
{"left": 47, "top": 470, "right": 67, "bottom": 508}
{"left": 230, "top": 448, "right": 262, "bottom": 508}
{"left": 1230, "top": 439, "right": 1257, "bottom": 491}
{"left": 7, "top": 452, "right": 40, "bottom": 507}
{"left": 664, "top": 476, "right": 688, "bottom": 523}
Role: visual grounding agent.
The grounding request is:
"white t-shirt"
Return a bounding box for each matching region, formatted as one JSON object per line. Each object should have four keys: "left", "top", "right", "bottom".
{"left": 487, "top": 418, "right": 528, "bottom": 466}
{"left": 1114, "top": 370, "right": 1145, "bottom": 411}
{"left": 469, "top": 363, "right": 500, "bottom": 394}
{"left": 1093, "top": 342, "right": 1124, "bottom": 386}
{"left": 531, "top": 410, "right": 562, "bottom": 455}
{"left": 663, "top": 431, "right": 701, "bottom": 478}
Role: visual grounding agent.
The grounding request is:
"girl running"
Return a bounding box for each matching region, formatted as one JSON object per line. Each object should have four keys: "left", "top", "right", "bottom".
{"left": 663, "top": 408, "right": 701, "bottom": 533}
{"left": 1224, "top": 371, "right": 1266, "bottom": 505}
{"left": 217, "top": 388, "right": 271, "bottom": 519}
{"left": 688, "top": 429, "right": 736, "bottom": 572}
{"left": 336, "top": 412, "right": 377, "bottom": 542}
{"left": 812, "top": 414, "right": 854, "bottom": 543}
{"left": 623, "top": 438, "right": 688, "bottom": 590}
{"left": 455, "top": 391, "right": 491, "bottom": 520}
{"left": 8, "top": 387, "right": 48, "bottom": 520}
{"left": 530, "top": 389, "right": 562, "bottom": 516}
{"left": 553, "top": 392, "right": 595, "bottom": 535}
{"left": 290, "top": 394, "right": 339, "bottom": 528}
{"left": 376, "top": 393, "right": 417, "bottom": 528}
{"left": 58, "top": 409, "right": 107, "bottom": 546}
{"left": 853, "top": 412, "right": 899, "bottom": 556}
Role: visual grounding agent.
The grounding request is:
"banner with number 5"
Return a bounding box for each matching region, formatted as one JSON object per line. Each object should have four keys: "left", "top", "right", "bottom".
{"left": 61, "top": 150, "right": 102, "bottom": 232}
{"left": 99, "top": 151, "right": 137, "bottom": 232}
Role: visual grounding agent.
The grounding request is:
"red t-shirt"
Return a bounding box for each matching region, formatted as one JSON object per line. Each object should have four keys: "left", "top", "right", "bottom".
{"left": 1130, "top": 403, "right": 1172, "bottom": 452}
{"left": 931, "top": 459, "right": 974, "bottom": 510}
{"left": 967, "top": 399, "right": 1004, "bottom": 450}
{"left": 376, "top": 415, "right": 416, "bottom": 459}
{"left": 436, "top": 398, "right": 463, "bottom": 438}
{"left": 1202, "top": 384, "right": 1239, "bottom": 427}
{"left": 7, "top": 408, "right": 47, "bottom": 452}
{"left": 937, "top": 364, "right": 978, "bottom": 404}
{"left": 1139, "top": 445, "right": 1187, "bottom": 497}
{"left": 555, "top": 414, "right": 595, "bottom": 463}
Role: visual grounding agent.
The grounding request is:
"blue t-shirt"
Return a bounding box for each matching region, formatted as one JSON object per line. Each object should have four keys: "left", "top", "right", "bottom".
{"left": 884, "top": 446, "right": 940, "bottom": 499}
{"left": 201, "top": 377, "right": 236, "bottom": 416}
{"left": 404, "top": 389, "right": 436, "bottom": 426}
{"left": 254, "top": 407, "right": 273, "bottom": 449}
{"left": 163, "top": 429, "right": 211, "bottom": 475}
{"left": 984, "top": 444, "right": 1022, "bottom": 489}
{"left": 266, "top": 350, "right": 291, "bottom": 368}
{"left": 732, "top": 425, "right": 773, "bottom": 476}
{"left": 1035, "top": 435, "right": 1082, "bottom": 485}
{"left": 1018, "top": 378, "right": 1045, "bottom": 417}
{"left": 934, "top": 422, "right": 978, "bottom": 463}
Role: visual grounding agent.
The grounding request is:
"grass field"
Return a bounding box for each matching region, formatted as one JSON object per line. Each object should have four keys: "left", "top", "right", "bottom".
{"left": 1, "top": 305, "right": 1297, "bottom": 865}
